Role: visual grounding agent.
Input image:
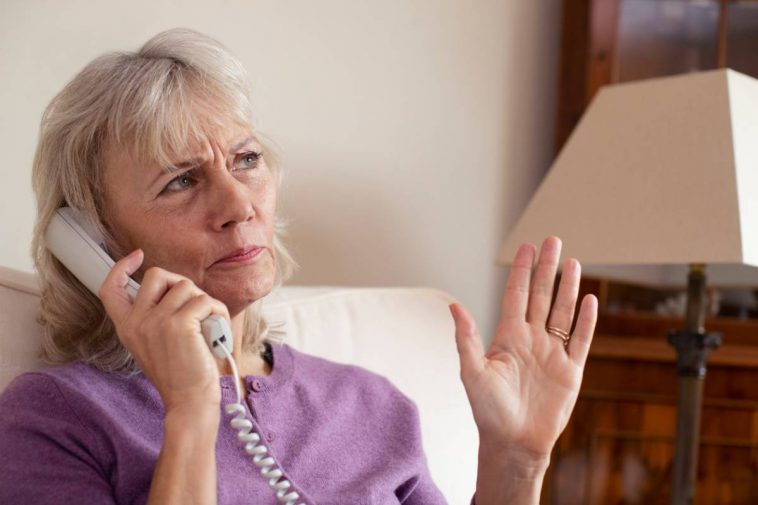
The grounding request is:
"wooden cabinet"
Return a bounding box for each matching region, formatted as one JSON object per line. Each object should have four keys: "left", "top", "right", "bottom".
{"left": 556, "top": 0, "right": 758, "bottom": 153}
{"left": 544, "top": 279, "right": 758, "bottom": 504}
{"left": 546, "top": 2, "right": 758, "bottom": 502}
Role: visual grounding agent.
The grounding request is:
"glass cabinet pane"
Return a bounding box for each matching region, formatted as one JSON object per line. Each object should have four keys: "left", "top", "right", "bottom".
{"left": 616, "top": 0, "right": 719, "bottom": 82}
{"left": 727, "top": 2, "right": 758, "bottom": 78}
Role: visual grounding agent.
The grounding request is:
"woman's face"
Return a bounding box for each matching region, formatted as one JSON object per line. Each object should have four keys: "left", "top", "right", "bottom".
{"left": 102, "top": 122, "right": 277, "bottom": 317}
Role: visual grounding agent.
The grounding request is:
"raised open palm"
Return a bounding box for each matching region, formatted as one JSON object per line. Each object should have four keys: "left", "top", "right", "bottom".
{"left": 451, "top": 237, "right": 598, "bottom": 459}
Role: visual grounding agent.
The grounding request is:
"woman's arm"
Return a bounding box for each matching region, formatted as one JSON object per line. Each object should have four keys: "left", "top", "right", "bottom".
{"left": 473, "top": 444, "right": 549, "bottom": 504}
{"left": 0, "top": 374, "right": 117, "bottom": 504}
{"left": 450, "top": 237, "right": 598, "bottom": 505}
{"left": 147, "top": 406, "right": 220, "bottom": 505}
{"left": 100, "top": 250, "right": 231, "bottom": 505}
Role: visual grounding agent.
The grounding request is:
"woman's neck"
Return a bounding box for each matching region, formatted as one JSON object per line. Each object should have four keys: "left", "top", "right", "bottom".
{"left": 213, "top": 308, "right": 272, "bottom": 382}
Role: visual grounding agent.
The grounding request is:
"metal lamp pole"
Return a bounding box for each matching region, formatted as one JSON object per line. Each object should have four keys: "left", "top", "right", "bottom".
{"left": 667, "top": 264, "right": 722, "bottom": 505}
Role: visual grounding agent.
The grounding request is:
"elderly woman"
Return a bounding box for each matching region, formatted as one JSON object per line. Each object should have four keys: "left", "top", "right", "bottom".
{"left": 0, "top": 29, "right": 596, "bottom": 504}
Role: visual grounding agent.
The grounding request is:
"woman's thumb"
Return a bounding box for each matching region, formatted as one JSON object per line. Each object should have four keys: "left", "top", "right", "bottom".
{"left": 448, "top": 303, "right": 485, "bottom": 376}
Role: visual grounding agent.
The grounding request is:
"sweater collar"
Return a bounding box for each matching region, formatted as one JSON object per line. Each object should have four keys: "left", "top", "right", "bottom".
{"left": 219, "top": 342, "right": 293, "bottom": 394}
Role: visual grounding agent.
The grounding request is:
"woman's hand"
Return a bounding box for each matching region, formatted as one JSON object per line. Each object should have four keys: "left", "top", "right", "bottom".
{"left": 451, "top": 237, "right": 597, "bottom": 503}
{"left": 99, "top": 249, "right": 230, "bottom": 415}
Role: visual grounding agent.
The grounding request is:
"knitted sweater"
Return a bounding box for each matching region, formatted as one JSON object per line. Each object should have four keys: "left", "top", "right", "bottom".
{"left": 0, "top": 342, "right": 447, "bottom": 504}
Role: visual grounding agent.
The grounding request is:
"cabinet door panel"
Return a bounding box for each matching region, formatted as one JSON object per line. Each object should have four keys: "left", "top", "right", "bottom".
{"left": 616, "top": 0, "right": 719, "bottom": 82}
{"left": 727, "top": 2, "right": 758, "bottom": 78}
{"left": 551, "top": 363, "right": 758, "bottom": 504}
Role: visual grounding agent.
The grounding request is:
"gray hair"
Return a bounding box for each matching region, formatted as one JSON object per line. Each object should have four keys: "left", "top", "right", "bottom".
{"left": 31, "top": 28, "right": 296, "bottom": 373}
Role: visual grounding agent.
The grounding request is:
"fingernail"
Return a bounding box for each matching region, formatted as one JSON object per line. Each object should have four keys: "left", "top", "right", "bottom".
{"left": 125, "top": 249, "right": 144, "bottom": 271}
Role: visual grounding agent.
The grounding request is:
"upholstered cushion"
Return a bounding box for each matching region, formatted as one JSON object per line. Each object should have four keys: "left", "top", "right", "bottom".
{"left": 0, "top": 267, "right": 477, "bottom": 502}
{"left": 0, "top": 267, "right": 45, "bottom": 385}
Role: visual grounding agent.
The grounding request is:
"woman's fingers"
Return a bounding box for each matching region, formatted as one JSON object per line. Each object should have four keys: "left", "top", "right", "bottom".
{"left": 177, "top": 293, "right": 231, "bottom": 330}
{"left": 99, "top": 253, "right": 225, "bottom": 346}
{"left": 500, "top": 243, "right": 536, "bottom": 322}
{"left": 526, "top": 237, "right": 562, "bottom": 325}
{"left": 99, "top": 248, "right": 144, "bottom": 324}
{"left": 131, "top": 266, "right": 190, "bottom": 314}
{"left": 545, "top": 258, "right": 581, "bottom": 337}
{"left": 449, "top": 303, "right": 485, "bottom": 379}
{"left": 478, "top": 237, "right": 595, "bottom": 366}
{"left": 568, "top": 294, "right": 598, "bottom": 368}
{"left": 150, "top": 278, "right": 204, "bottom": 316}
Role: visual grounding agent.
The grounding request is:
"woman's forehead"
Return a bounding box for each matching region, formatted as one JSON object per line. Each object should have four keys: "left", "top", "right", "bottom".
{"left": 171, "top": 124, "right": 258, "bottom": 157}
{"left": 166, "top": 131, "right": 260, "bottom": 170}
{"left": 122, "top": 121, "right": 258, "bottom": 171}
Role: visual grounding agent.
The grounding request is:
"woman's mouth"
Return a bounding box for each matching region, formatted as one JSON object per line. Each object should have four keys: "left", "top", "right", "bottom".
{"left": 214, "top": 247, "right": 264, "bottom": 265}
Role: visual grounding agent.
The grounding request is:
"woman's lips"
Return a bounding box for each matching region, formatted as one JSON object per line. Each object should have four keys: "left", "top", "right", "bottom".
{"left": 214, "top": 247, "right": 264, "bottom": 265}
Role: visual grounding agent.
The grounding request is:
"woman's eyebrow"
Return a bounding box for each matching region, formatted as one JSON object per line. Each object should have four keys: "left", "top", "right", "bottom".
{"left": 172, "top": 157, "right": 205, "bottom": 169}
{"left": 170, "top": 137, "right": 255, "bottom": 167}
{"left": 147, "top": 157, "right": 201, "bottom": 190}
{"left": 149, "top": 137, "right": 257, "bottom": 188}
{"left": 229, "top": 137, "right": 255, "bottom": 152}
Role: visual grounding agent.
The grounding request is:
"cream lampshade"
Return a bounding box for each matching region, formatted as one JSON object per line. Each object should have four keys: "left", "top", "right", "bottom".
{"left": 499, "top": 68, "right": 758, "bottom": 505}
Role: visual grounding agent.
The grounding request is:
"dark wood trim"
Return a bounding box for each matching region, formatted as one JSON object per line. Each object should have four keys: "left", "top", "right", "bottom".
{"left": 587, "top": 0, "right": 619, "bottom": 105}
{"left": 580, "top": 390, "right": 758, "bottom": 411}
{"left": 719, "top": 0, "right": 729, "bottom": 68}
{"left": 555, "top": 0, "right": 591, "bottom": 154}
{"left": 593, "top": 430, "right": 758, "bottom": 449}
{"left": 590, "top": 336, "right": 758, "bottom": 368}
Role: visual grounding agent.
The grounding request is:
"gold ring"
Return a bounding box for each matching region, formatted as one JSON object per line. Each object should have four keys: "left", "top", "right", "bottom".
{"left": 546, "top": 326, "right": 570, "bottom": 346}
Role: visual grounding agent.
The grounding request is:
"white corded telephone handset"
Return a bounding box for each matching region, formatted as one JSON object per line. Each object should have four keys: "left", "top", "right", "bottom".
{"left": 45, "top": 207, "right": 304, "bottom": 505}
{"left": 45, "top": 207, "right": 234, "bottom": 357}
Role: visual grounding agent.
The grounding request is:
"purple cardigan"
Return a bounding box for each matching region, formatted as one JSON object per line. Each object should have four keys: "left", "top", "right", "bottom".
{"left": 0, "top": 343, "right": 448, "bottom": 504}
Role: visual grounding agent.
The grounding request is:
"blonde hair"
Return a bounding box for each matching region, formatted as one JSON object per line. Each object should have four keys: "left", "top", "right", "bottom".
{"left": 30, "top": 28, "right": 296, "bottom": 373}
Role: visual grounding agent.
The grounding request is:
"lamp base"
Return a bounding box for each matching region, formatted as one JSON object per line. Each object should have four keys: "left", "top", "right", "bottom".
{"left": 667, "top": 330, "right": 721, "bottom": 505}
{"left": 668, "top": 330, "right": 722, "bottom": 378}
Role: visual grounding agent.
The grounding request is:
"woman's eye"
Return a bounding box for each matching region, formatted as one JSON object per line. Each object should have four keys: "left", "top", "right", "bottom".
{"left": 163, "top": 171, "right": 196, "bottom": 193}
{"left": 235, "top": 151, "right": 262, "bottom": 170}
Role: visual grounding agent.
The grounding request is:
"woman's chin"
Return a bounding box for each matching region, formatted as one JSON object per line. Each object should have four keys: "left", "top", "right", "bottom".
{"left": 206, "top": 277, "right": 276, "bottom": 316}
{"left": 226, "top": 294, "right": 270, "bottom": 317}
{"left": 202, "top": 256, "right": 276, "bottom": 312}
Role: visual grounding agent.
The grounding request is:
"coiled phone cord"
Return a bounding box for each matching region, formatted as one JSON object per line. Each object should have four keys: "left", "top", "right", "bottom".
{"left": 220, "top": 345, "right": 305, "bottom": 505}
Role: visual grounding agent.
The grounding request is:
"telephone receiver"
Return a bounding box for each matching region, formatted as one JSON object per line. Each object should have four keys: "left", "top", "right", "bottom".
{"left": 44, "top": 207, "right": 234, "bottom": 359}
{"left": 45, "top": 208, "right": 304, "bottom": 503}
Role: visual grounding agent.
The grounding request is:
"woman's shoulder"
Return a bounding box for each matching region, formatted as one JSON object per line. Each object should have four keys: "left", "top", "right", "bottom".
{"left": 0, "top": 364, "right": 156, "bottom": 502}
{"left": 2, "top": 361, "right": 105, "bottom": 402}
{"left": 4, "top": 360, "right": 148, "bottom": 396}
{"left": 0, "top": 360, "right": 159, "bottom": 424}
{"left": 283, "top": 342, "right": 393, "bottom": 380}
{"left": 274, "top": 344, "right": 427, "bottom": 471}
{"left": 0, "top": 363, "right": 115, "bottom": 463}
{"left": 279, "top": 343, "right": 416, "bottom": 408}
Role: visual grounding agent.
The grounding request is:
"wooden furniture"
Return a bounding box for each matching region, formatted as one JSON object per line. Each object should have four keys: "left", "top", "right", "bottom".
{"left": 545, "top": 278, "right": 758, "bottom": 504}
{"left": 556, "top": 0, "right": 758, "bottom": 154}
{"left": 548, "top": 3, "right": 758, "bottom": 502}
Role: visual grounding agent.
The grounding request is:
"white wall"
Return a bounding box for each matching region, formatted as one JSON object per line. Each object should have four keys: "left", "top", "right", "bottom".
{"left": 0, "top": 0, "right": 561, "bottom": 339}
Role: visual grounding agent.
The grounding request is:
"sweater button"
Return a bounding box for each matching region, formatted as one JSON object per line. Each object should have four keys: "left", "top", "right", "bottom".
{"left": 266, "top": 431, "right": 275, "bottom": 442}
{"left": 251, "top": 379, "right": 263, "bottom": 392}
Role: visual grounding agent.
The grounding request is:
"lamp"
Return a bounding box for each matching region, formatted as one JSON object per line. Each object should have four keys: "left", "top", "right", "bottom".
{"left": 499, "top": 69, "right": 758, "bottom": 505}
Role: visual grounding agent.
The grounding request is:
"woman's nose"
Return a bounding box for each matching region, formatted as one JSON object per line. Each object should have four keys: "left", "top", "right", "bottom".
{"left": 209, "top": 172, "right": 255, "bottom": 230}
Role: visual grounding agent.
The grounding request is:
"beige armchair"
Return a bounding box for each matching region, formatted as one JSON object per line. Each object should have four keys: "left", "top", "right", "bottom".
{"left": 0, "top": 266, "right": 478, "bottom": 503}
